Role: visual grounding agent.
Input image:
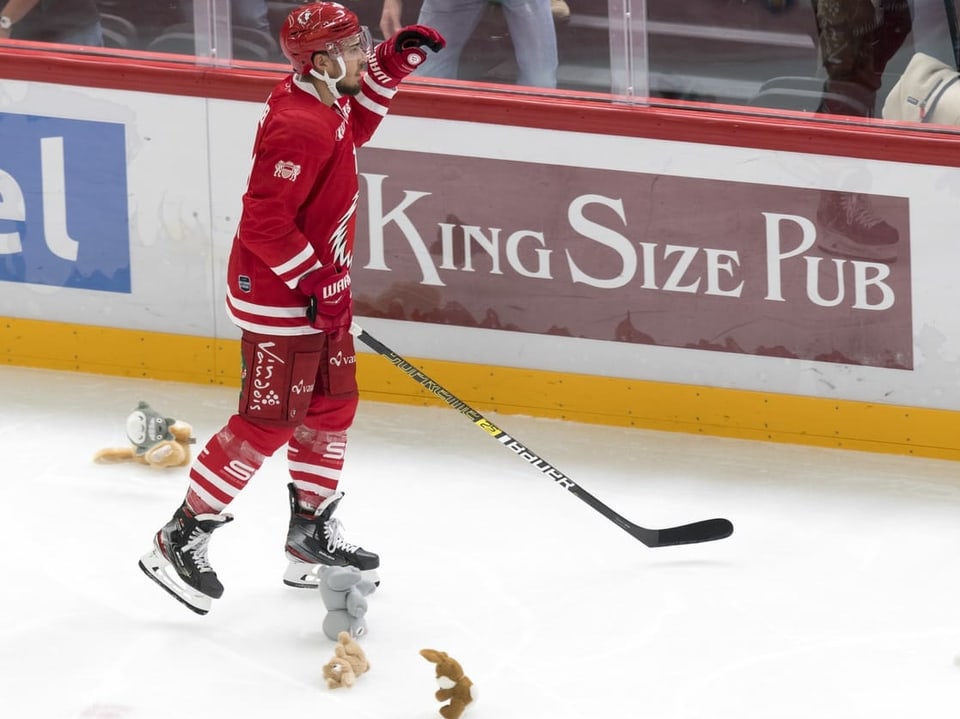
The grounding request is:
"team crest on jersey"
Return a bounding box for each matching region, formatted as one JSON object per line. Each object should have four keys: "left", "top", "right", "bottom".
{"left": 334, "top": 102, "right": 350, "bottom": 141}
{"left": 274, "top": 160, "right": 301, "bottom": 181}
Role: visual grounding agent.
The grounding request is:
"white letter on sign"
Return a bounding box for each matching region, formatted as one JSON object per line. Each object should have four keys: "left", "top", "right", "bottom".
{"left": 0, "top": 169, "right": 25, "bottom": 255}
{"left": 41, "top": 136, "right": 80, "bottom": 262}
{"left": 763, "top": 212, "right": 816, "bottom": 302}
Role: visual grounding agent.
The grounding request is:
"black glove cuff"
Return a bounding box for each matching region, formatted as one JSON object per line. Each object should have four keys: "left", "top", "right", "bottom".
{"left": 395, "top": 29, "right": 442, "bottom": 52}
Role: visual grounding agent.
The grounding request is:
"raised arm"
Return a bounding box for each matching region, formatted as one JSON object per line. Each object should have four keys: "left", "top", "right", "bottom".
{"left": 379, "top": 0, "right": 405, "bottom": 40}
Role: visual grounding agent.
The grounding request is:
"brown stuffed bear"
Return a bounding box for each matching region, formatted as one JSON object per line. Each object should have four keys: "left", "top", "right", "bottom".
{"left": 93, "top": 400, "right": 195, "bottom": 469}
{"left": 323, "top": 631, "right": 370, "bottom": 689}
{"left": 420, "top": 649, "right": 475, "bottom": 719}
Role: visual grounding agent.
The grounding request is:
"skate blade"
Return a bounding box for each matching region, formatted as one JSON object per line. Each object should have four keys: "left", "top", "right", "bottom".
{"left": 139, "top": 548, "right": 212, "bottom": 615}
{"left": 283, "top": 560, "right": 380, "bottom": 588}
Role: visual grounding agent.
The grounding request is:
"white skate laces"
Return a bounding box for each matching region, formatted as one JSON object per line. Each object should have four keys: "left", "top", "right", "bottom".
{"left": 324, "top": 517, "right": 360, "bottom": 554}
{"left": 182, "top": 527, "right": 214, "bottom": 572}
{"left": 282, "top": 488, "right": 380, "bottom": 588}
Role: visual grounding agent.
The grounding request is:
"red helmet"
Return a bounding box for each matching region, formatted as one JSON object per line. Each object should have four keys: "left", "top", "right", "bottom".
{"left": 280, "top": 2, "right": 369, "bottom": 75}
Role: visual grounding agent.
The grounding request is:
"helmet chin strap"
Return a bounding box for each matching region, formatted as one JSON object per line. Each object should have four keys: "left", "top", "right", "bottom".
{"left": 309, "top": 56, "right": 347, "bottom": 99}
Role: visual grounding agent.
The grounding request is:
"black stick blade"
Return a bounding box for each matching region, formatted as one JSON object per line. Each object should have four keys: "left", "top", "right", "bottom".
{"left": 629, "top": 518, "right": 734, "bottom": 548}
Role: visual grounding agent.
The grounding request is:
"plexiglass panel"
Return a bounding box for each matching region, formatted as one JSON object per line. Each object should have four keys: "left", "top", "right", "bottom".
{"left": 2, "top": 0, "right": 960, "bottom": 129}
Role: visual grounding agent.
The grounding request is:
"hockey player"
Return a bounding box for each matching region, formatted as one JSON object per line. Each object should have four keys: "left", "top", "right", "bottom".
{"left": 139, "top": 2, "right": 445, "bottom": 615}
{"left": 379, "top": 0, "right": 559, "bottom": 88}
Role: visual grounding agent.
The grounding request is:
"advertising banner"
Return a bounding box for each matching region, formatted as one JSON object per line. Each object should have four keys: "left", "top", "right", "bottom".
{"left": 2, "top": 84, "right": 947, "bottom": 412}
{"left": 0, "top": 112, "right": 130, "bottom": 293}
{"left": 354, "top": 149, "right": 912, "bottom": 370}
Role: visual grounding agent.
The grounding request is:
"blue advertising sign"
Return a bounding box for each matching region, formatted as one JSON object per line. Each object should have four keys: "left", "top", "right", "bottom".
{"left": 0, "top": 113, "right": 130, "bottom": 293}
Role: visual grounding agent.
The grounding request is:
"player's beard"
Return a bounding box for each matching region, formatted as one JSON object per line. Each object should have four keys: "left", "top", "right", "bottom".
{"left": 337, "top": 65, "right": 364, "bottom": 97}
{"left": 337, "top": 79, "right": 362, "bottom": 96}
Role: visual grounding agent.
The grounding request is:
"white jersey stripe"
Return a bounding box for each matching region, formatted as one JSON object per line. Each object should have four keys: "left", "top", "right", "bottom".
{"left": 363, "top": 76, "right": 398, "bottom": 99}
{"left": 228, "top": 316, "right": 317, "bottom": 336}
{"left": 192, "top": 458, "right": 241, "bottom": 498}
{"left": 355, "top": 92, "right": 389, "bottom": 117}
{"left": 272, "top": 244, "right": 316, "bottom": 276}
{"left": 288, "top": 460, "right": 342, "bottom": 481}
{"left": 226, "top": 289, "right": 307, "bottom": 317}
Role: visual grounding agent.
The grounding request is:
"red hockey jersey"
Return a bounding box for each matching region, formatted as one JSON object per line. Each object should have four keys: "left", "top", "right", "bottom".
{"left": 225, "top": 72, "right": 394, "bottom": 335}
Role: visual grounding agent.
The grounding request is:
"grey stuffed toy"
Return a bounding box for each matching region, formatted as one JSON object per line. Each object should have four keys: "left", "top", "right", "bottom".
{"left": 318, "top": 565, "right": 377, "bottom": 640}
{"left": 93, "top": 400, "right": 195, "bottom": 468}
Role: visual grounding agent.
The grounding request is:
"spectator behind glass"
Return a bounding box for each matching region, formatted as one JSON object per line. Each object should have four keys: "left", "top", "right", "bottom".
{"left": 179, "top": 0, "right": 271, "bottom": 34}
{"left": 380, "top": 0, "right": 559, "bottom": 88}
{"left": 811, "top": 0, "right": 913, "bottom": 117}
{"left": 809, "top": 0, "right": 913, "bottom": 264}
{"left": 0, "top": 0, "right": 102, "bottom": 46}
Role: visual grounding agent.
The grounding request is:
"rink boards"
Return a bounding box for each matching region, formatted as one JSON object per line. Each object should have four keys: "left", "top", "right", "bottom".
{"left": 2, "top": 49, "right": 960, "bottom": 460}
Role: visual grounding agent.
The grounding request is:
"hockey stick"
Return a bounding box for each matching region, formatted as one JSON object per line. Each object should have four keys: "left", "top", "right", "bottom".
{"left": 351, "top": 323, "right": 733, "bottom": 548}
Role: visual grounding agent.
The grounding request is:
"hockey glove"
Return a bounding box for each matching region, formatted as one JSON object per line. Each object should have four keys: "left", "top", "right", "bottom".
{"left": 299, "top": 265, "right": 352, "bottom": 333}
{"left": 369, "top": 25, "right": 446, "bottom": 87}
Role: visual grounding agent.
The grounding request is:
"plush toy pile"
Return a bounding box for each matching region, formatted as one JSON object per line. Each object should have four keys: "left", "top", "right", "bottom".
{"left": 93, "top": 401, "right": 196, "bottom": 468}
{"left": 314, "top": 566, "right": 474, "bottom": 716}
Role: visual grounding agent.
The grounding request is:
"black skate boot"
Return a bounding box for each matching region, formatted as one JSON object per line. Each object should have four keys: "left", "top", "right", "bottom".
{"left": 138, "top": 505, "right": 233, "bottom": 615}
{"left": 817, "top": 191, "right": 899, "bottom": 263}
{"left": 283, "top": 483, "right": 380, "bottom": 588}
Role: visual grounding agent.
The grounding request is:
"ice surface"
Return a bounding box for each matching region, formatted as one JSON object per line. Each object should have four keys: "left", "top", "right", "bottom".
{"left": 2, "top": 364, "right": 960, "bottom": 718}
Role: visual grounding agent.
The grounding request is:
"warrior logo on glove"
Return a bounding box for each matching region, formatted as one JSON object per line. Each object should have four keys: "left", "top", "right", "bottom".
{"left": 300, "top": 264, "right": 352, "bottom": 332}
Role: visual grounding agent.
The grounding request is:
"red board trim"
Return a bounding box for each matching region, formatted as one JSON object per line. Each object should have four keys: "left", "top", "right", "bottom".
{"left": 2, "top": 43, "right": 959, "bottom": 166}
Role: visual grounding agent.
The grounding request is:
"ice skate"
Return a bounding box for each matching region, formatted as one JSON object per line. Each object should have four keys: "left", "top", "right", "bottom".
{"left": 139, "top": 506, "right": 233, "bottom": 615}
{"left": 283, "top": 484, "right": 380, "bottom": 588}
{"left": 817, "top": 191, "right": 899, "bottom": 263}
